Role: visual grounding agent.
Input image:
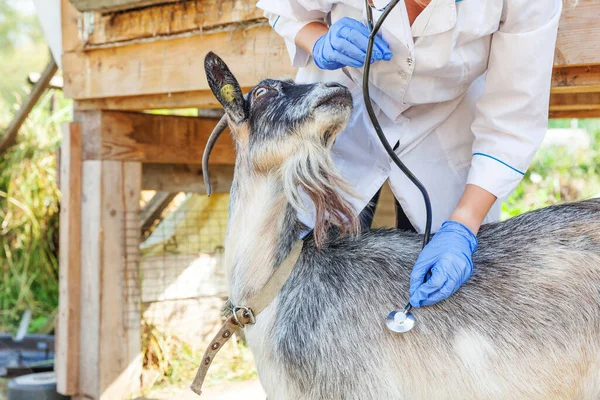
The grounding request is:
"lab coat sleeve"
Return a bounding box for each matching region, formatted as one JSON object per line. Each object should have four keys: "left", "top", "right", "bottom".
{"left": 466, "top": 0, "right": 562, "bottom": 199}
{"left": 256, "top": 0, "right": 332, "bottom": 67}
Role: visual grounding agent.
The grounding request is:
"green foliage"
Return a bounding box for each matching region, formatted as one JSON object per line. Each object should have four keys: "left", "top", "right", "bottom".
{"left": 502, "top": 125, "right": 600, "bottom": 219}
{"left": 0, "top": 90, "right": 71, "bottom": 333}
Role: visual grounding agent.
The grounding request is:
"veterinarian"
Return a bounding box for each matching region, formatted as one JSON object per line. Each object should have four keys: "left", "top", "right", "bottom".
{"left": 257, "top": 0, "right": 562, "bottom": 308}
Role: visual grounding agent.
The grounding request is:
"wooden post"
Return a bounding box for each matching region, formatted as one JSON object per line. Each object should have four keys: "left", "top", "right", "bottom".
{"left": 69, "top": 109, "right": 233, "bottom": 399}
{"left": 57, "top": 123, "right": 82, "bottom": 395}
{"left": 79, "top": 160, "right": 142, "bottom": 400}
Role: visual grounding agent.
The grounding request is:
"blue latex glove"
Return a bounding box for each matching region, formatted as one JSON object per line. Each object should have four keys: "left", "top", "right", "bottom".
{"left": 409, "top": 220, "right": 478, "bottom": 308}
{"left": 312, "top": 17, "right": 393, "bottom": 70}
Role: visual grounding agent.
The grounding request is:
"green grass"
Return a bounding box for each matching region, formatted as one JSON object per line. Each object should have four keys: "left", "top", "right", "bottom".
{"left": 0, "top": 90, "right": 71, "bottom": 333}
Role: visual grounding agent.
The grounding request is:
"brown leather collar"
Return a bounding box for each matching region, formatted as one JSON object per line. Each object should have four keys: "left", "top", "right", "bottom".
{"left": 190, "top": 240, "right": 304, "bottom": 396}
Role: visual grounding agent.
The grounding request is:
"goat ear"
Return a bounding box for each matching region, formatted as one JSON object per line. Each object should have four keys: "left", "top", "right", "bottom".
{"left": 204, "top": 52, "right": 248, "bottom": 124}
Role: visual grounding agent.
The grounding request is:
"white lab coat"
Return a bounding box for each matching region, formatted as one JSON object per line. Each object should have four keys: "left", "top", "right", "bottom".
{"left": 256, "top": 0, "right": 562, "bottom": 233}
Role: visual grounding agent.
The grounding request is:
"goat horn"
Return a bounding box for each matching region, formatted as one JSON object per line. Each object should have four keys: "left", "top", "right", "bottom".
{"left": 202, "top": 115, "right": 228, "bottom": 197}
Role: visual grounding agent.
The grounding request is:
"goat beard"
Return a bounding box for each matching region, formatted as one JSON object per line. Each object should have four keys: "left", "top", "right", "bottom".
{"left": 282, "top": 141, "right": 360, "bottom": 248}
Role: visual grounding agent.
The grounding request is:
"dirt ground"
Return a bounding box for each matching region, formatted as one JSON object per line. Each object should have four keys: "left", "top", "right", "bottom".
{"left": 140, "top": 379, "right": 265, "bottom": 400}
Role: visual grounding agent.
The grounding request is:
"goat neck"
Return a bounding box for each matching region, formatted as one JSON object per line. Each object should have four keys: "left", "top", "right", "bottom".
{"left": 224, "top": 156, "right": 301, "bottom": 306}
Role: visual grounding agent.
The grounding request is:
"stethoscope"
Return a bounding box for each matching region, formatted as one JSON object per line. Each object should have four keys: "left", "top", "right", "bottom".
{"left": 360, "top": 0, "right": 433, "bottom": 333}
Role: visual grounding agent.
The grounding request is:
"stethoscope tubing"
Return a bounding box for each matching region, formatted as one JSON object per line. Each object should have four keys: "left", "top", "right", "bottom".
{"left": 361, "top": 0, "right": 433, "bottom": 317}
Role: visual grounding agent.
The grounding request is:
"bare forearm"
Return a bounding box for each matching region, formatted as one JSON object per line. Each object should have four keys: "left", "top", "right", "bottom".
{"left": 449, "top": 184, "right": 497, "bottom": 235}
{"left": 295, "top": 22, "right": 328, "bottom": 55}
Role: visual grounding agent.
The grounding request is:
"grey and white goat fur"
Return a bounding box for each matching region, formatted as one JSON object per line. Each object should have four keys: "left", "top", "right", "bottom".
{"left": 203, "top": 52, "right": 600, "bottom": 400}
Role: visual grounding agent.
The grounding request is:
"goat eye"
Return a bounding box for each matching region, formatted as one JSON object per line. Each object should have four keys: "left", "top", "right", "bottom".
{"left": 254, "top": 87, "right": 268, "bottom": 98}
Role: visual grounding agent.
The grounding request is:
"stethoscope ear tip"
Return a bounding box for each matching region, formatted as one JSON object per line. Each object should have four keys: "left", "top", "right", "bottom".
{"left": 386, "top": 309, "right": 415, "bottom": 333}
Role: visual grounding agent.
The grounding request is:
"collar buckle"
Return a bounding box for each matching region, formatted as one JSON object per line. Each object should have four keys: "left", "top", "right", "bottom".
{"left": 232, "top": 306, "right": 256, "bottom": 328}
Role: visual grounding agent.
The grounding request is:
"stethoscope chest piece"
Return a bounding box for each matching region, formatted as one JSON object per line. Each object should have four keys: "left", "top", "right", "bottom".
{"left": 386, "top": 309, "right": 415, "bottom": 333}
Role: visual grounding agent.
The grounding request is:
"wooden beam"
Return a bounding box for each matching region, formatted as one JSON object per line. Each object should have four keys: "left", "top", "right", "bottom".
{"left": 552, "top": 65, "right": 600, "bottom": 93}
{"left": 74, "top": 110, "right": 234, "bottom": 165}
{"left": 73, "top": 90, "right": 220, "bottom": 111}
{"left": 549, "top": 109, "right": 600, "bottom": 119}
{"left": 86, "top": 0, "right": 263, "bottom": 46}
{"left": 56, "top": 123, "right": 82, "bottom": 396}
{"left": 62, "top": 0, "right": 84, "bottom": 54}
{"left": 79, "top": 160, "right": 142, "bottom": 400}
{"left": 69, "top": 0, "right": 178, "bottom": 12}
{"left": 549, "top": 91, "right": 600, "bottom": 111}
{"left": 141, "top": 191, "right": 177, "bottom": 237}
{"left": 554, "top": 0, "right": 600, "bottom": 67}
{"left": 142, "top": 163, "right": 233, "bottom": 193}
{"left": 62, "top": 24, "right": 294, "bottom": 100}
{"left": 0, "top": 59, "right": 58, "bottom": 155}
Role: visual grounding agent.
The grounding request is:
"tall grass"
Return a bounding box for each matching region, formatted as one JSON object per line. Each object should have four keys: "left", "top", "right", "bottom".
{"left": 0, "top": 90, "right": 71, "bottom": 333}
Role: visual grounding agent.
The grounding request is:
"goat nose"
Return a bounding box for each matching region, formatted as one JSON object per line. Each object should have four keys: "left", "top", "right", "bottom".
{"left": 325, "top": 82, "right": 344, "bottom": 88}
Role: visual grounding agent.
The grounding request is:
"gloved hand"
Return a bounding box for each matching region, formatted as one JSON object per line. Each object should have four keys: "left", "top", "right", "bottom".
{"left": 312, "top": 17, "right": 393, "bottom": 70}
{"left": 409, "top": 220, "right": 478, "bottom": 308}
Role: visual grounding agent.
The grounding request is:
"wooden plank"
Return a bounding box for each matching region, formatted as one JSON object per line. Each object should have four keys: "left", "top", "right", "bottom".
{"left": 62, "top": 24, "right": 294, "bottom": 100}
{"left": 76, "top": 110, "right": 234, "bottom": 164}
{"left": 87, "top": 0, "right": 263, "bottom": 46}
{"left": 142, "top": 163, "right": 233, "bottom": 193}
{"left": 98, "top": 161, "right": 128, "bottom": 399}
{"left": 73, "top": 90, "right": 220, "bottom": 111}
{"left": 554, "top": 0, "right": 600, "bottom": 67}
{"left": 551, "top": 65, "right": 600, "bottom": 93}
{"left": 56, "top": 123, "right": 82, "bottom": 396}
{"left": 80, "top": 160, "right": 142, "bottom": 400}
{"left": 62, "top": 0, "right": 84, "bottom": 54}
{"left": 141, "top": 191, "right": 177, "bottom": 236}
{"left": 98, "top": 161, "right": 142, "bottom": 400}
{"left": 549, "top": 91, "right": 600, "bottom": 111}
{"left": 70, "top": 0, "right": 179, "bottom": 12}
{"left": 549, "top": 109, "right": 600, "bottom": 119}
{"left": 79, "top": 161, "right": 102, "bottom": 398}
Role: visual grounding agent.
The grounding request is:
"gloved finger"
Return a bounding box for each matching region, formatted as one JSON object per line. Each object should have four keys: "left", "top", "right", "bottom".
{"left": 410, "top": 276, "right": 460, "bottom": 307}
{"left": 409, "top": 257, "right": 435, "bottom": 295}
{"left": 409, "top": 266, "right": 448, "bottom": 308}
{"left": 332, "top": 43, "right": 369, "bottom": 66}
{"left": 373, "top": 34, "right": 393, "bottom": 60}
{"left": 330, "top": 51, "right": 365, "bottom": 68}
{"left": 336, "top": 17, "right": 392, "bottom": 60}
{"left": 337, "top": 26, "right": 384, "bottom": 60}
{"left": 322, "top": 37, "right": 364, "bottom": 68}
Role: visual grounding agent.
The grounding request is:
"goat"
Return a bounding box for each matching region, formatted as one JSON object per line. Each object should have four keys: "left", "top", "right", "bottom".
{"left": 202, "top": 52, "right": 600, "bottom": 399}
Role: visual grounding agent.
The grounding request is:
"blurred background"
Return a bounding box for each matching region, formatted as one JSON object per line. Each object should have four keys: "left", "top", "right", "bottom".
{"left": 1, "top": 0, "right": 600, "bottom": 398}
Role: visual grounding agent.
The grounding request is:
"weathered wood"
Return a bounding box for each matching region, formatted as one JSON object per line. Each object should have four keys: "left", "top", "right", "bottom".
{"left": 79, "top": 160, "right": 142, "bottom": 400}
{"left": 141, "top": 191, "right": 177, "bottom": 236}
{"left": 101, "top": 161, "right": 142, "bottom": 400}
{"left": 549, "top": 109, "right": 600, "bottom": 119}
{"left": 62, "top": 0, "right": 84, "bottom": 53}
{"left": 554, "top": 0, "right": 600, "bottom": 67}
{"left": 142, "top": 163, "right": 233, "bottom": 193}
{"left": 87, "top": 0, "right": 263, "bottom": 46}
{"left": 62, "top": 24, "right": 294, "bottom": 100}
{"left": 70, "top": 0, "right": 179, "bottom": 12}
{"left": 75, "top": 110, "right": 234, "bottom": 165}
{"left": 79, "top": 161, "right": 101, "bottom": 398}
{"left": 73, "top": 91, "right": 220, "bottom": 111}
{"left": 549, "top": 91, "right": 600, "bottom": 111}
{"left": 552, "top": 65, "right": 600, "bottom": 94}
{"left": 56, "top": 123, "right": 82, "bottom": 396}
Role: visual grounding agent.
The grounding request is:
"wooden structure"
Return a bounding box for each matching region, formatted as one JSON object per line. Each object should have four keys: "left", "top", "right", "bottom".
{"left": 57, "top": 0, "right": 600, "bottom": 398}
